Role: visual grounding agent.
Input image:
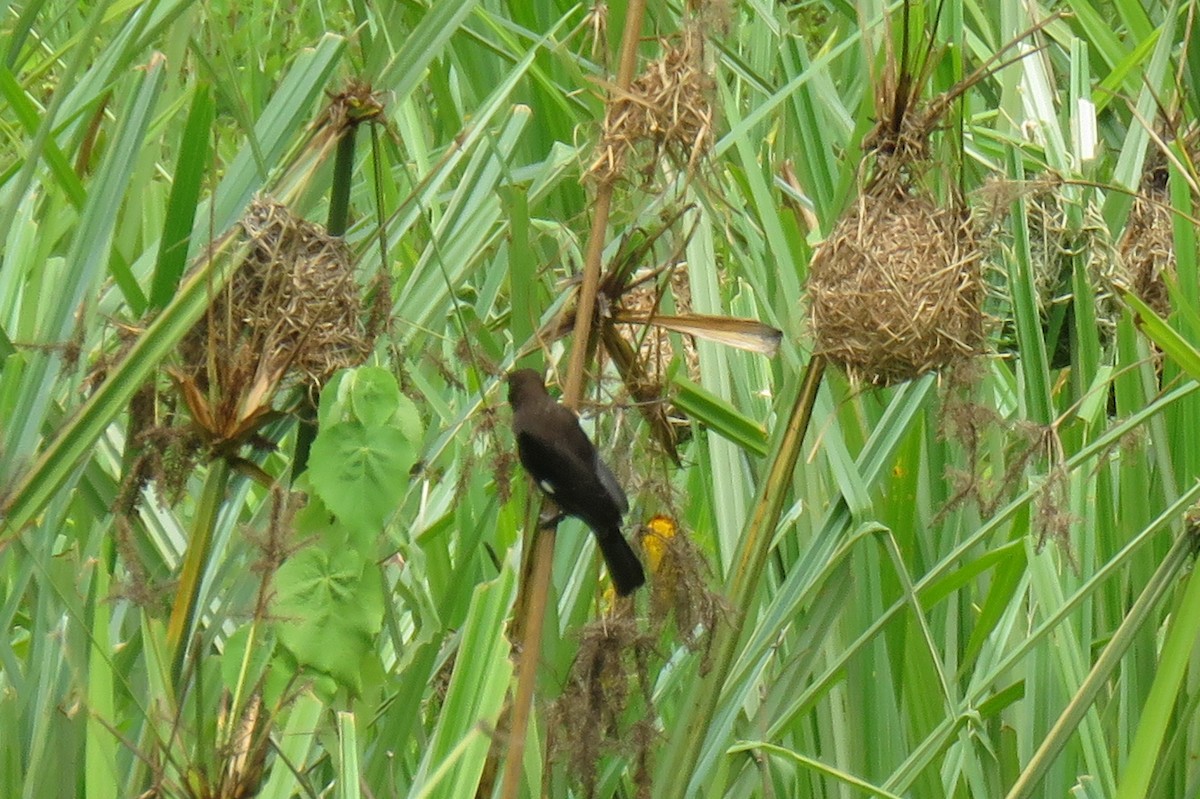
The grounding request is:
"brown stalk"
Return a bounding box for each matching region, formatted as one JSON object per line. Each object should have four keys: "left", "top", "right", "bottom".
{"left": 498, "top": 3, "right": 649, "bottom": 798}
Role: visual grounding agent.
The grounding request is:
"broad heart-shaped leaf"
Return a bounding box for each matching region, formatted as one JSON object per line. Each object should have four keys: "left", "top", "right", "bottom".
{"left": 273, "top": 546, "right": 384, "bottom": 694}
{"left": 348, "top": 368, "right": 401, "bottom": 429}
{"left": 308, "top": 419, "right": 414, "bottom": 535}
{"left": 391, "top": 391, "right": 423, "bottom": 447}
{"left": 321, "top": 367, "right": 393, "bottom": 427}
{"left": 318, "top": 366, "right": 423, "bottom": 443}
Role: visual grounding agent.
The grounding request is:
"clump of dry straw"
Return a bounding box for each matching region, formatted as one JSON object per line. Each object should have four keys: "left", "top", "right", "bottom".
{"left": 1119, "top": 142, "right": 1193, "bottom": 318}
{"left": 175, "top": 198, "right": 375, "bottom": 447}
{"left": 588, "top": 22, "right": 716, "bottom": 185}
{"left": 808, "top": 151, "right": 982, "bottom": 386}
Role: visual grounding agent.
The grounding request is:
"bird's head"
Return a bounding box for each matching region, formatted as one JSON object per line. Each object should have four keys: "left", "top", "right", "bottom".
{"left": 507, "top": 368, "right": 551, "bottom": 408}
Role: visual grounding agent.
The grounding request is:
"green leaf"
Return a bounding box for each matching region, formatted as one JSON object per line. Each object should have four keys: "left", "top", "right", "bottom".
{"left": 1119, "top": 287, "right": 1200, "bottom": 379}
{"left": 150, "top": 83, "right": 213, "bottom": 310}
{"left": 274, "top": 547, "right": 384, "bottom": 694}
{"left": 672, "top": 375, "right": 768, "bottom": 457}
{"left": 308, "top": 420, "right": 413, "bottom": 534}
{"left": 220, "top": 624, "right": 276, "bottom": 699}
{"left": 320, "top": 366, "right": 422, "bottom": 443}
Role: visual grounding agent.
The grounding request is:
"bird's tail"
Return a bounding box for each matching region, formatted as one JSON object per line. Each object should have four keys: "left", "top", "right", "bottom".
{"left": 594, "top": 527, "right": 646, "bottom": 596}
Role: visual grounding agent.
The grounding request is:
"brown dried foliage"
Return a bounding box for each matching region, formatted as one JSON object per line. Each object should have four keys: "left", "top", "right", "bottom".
{"left": 137, "top": 690, "right": 273, "bottom": 799}
{"left": 110, "top": 515, "right": 175, "bottom": 613}
{"left": 1120, "top": 158, "right": 1177, "bottom": 318}
{"left": 641, "top": 516, "right": 727, "bottom": 672}
{"left": 937, "top": 364, "right": 1049, "bottom": 520}
{"left": 936, "top": 367, "right": 1080, "bottom": 567}
{"left": 548, "top": 614, "right": 657, "bottom": 798}
{"left": 546, "top": 515, "right": 726, "bottom": 795}
{"left": 588, "top": 24, "right": 716, "bottom": 185}
{"left": 1033, "top": 463, "right": 1079, "bottom": 572}
{"left": 617, "top": 266, "right": 700, "bottom": 385}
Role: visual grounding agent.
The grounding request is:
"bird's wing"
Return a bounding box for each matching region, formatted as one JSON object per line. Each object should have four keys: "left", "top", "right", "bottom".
{"left": 515, "top": 429, "right": 595, "bottom": 495}
{"left": 555, "top": 408, "right": 626, "bottom": 514}
{"left": 516, "top": 428, "right": 625, "bottom": 527}
{"left": 558, "top": 411, "right": 599, "bottom": 463}
{"left": 595, "top": 457, "right": 629, "bottom": 514}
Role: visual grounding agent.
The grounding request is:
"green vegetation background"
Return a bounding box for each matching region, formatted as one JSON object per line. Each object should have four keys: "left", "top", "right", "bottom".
{"left": 2, "top": 1, "right": 1199, "bottom": 797}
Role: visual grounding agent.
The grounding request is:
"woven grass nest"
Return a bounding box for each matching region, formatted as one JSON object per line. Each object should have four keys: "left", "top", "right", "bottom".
{"left": 181, "top": 199, "right": 372, "bottom": 393}
{"left": 173, "top": 198, "right": 375, "bottom": 448}
{"left": 1120, "top": 163, "right": 1175, "bottom": 318}
{"left": 808, "top": 181, "right": 983, "bottom": 385}
{"left": 588, "top": 23, "right": 715, "bottom": 184}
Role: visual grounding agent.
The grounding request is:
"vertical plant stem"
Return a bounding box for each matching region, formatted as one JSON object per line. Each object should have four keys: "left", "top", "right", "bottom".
{"left": 497, "top": 529, "right": 556, "bottom": 799}
{"left": 499, "top": 3, "right": 647, "bottom": 797}
{"left": 658, "top": 355, "right": 827, "bottom": 798}
{"left": 327, "top": 128, "right": 357, "bottom": 237}
{"left": 166, "top": 456, "right": 231, "bottom": 686}
{"left": 562, "top": 187, "right": 615, "bottom": 406}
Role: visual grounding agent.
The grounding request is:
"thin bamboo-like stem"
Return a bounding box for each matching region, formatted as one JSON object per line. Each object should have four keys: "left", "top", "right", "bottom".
{"left": 499, "top": 3, "right": 647, "bottom": 797}
{"left": 166, "top": 456, "right": 231, "bottom": 685}
{"left": 657, "top": 355, "right": 827, "bottom": 798}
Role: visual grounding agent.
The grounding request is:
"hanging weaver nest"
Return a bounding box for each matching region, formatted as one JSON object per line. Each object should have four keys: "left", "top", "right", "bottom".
{"left": 974, "top": 177, "right": 1125, "bottom": 359}
{"left": 804, "top": 10, "right": 988, "bottom": 386}
{"left": 587, "top": 22, "right": 716, "bottom": 185}
{"left": 174, "top": 198, "right": 375, "bottom": 450}
{"left": 1026, "top": 185, "right": 1124, "bottom": 334}
{"left": 802, "top": 8, "right": 1074, "bottom": 385}
{"left": 808, "top": 177, "right": 983, "bottom": 385}
{"left": 1120, "top": 155, "right": 1178, "bottom": 318}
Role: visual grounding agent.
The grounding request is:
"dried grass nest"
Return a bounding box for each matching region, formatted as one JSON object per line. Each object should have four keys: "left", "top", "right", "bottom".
{"left": 168, "top": 197, "right": 377, "bottom": 457}
{"left": 588, "top": 25, "right": 715, "bottom": 184}
{"left": 1119, "top": 126, "right": 1200, "bottom": 317}
{"left": 180, "top": 198, "right": 374, "bottom": 401}
{"left": 616, "top": 267, "right": 700, "bottom": 384}
{"left": 808, "top": 185, "right": 983, "bottom": 385}
{"left": 119, "top": 200, "right": 377, "bottom": 507}
{"left": 1120, "top": 163, "right": 1175, "bottom": 318}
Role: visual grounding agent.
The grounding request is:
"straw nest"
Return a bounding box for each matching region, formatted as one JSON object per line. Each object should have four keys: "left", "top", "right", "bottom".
{"left": 588, "top": 23, "right": 716, "bottom": 185}
{"left": 182, "top": 199, "right": 373, "bottom": 394}
{"left": 808, "top": 184, "right": 983, "bottom": 385}
{"left": 616, "top": 267, "right": 700, "bottom": 384}
{"left": 174, "top": 198, "right": 375, "bottom": 449}
{"left": 1119, "top": 162, "right": 1175, "bottom": 317}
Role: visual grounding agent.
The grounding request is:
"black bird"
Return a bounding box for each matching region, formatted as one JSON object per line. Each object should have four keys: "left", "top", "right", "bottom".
{"left": 507, "top": 369, "right": 646, "bottom": 596}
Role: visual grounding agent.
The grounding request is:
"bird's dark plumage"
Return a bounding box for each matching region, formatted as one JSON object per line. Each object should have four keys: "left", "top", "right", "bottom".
{"left": 507, "top": 369, "right": 645, "bottom": 596}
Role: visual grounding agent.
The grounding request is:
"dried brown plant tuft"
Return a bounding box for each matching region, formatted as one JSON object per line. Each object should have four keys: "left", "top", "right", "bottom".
{"left": 174, "top": 198, "right": 374, "bottom": 451}
{"left": 548, "top": 613, "right": 657, "bottom": 798}
{"left": 588, "top": 23, "right": 716, "bottom": 186}
{"left": 641, "top": 514, "right": 727, "bottom": 673}
{"left": 1120, "top": 150, "right": 1184, "bottom": 318}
